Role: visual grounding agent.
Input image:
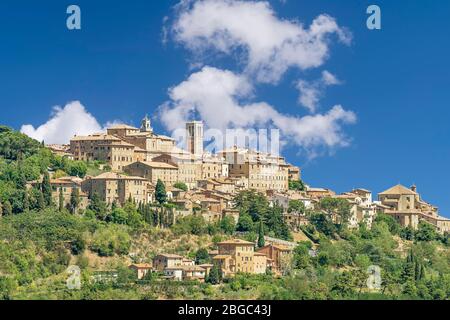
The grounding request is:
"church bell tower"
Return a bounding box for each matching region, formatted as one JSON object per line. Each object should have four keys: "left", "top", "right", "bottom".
{"left": 140, "top": 114, "right": 153, "bottom": 133}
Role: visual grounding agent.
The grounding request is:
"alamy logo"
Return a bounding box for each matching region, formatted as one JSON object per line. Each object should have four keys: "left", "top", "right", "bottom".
{"left": 66, "top": 265, "right": 82, "bottom": 290}
{"left": 366, "top": 265, "right": 382, "bottom": 290}
{"left": 367, "top": 5, "right": 381, "bottom": 30}
{"left": 66, "top": 5, "right": 81, "bottom": 30}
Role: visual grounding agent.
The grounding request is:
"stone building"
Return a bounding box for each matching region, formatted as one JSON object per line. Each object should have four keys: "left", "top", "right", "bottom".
{"left": 81, "top": 172, "right": 151, "bottom": 205}
{"left": 186, "top": 121, "right": 204, "bottom": 156}
{"left": 153, "top": 254, "right": 184, "bottom": 272}
{"left": 218, "top": 147, "right": 289, "bottom": 192}
{"left": 129, "top": 263, "right": 152, "bottom": 280}
{"left": 287, "top": 164, "right": 301, "bottom": 181}
{"left": 47, "top": 144, "right": 73, "bottom": 159}
{"left": 212, "top": 239, "right": 266, "bottom": 277}
{"left": 305, "top": 187, "right": 336, "bottom": 200}
{"left": 106, "top": 117, "right": 178, "bottom": 160}
{"left": 123, "top": 161, "right": 179, "bottom": 187}
{"left": 152, "top": 153, "right": 202, "bottom": 190}
{"left": 50, "top": 176, "right": 89, "bottom": 211}
{"left": 257, "top": 244, "right": 293, "bottom": 276}
{"left": 201, "top": 154, "right": 229, "bottom": 180}
{"left": 70, "top": 133, "right": 136, "bottom": 171}
{"left": 379, "top": 184, "right": 450, "bottom": 233}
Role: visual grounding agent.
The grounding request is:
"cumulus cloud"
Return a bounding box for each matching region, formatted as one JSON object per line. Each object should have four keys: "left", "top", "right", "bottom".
{"left": 296, "top": 70, "right": 341, "bottom": 112}
{"left": 160, "top": 66, "right": 356, "bottom": 154}
{"left": 21, "top": 101, "right": 117, "bottom": 144}
{"left": 172, "top": 0, "right": 351, "bottom": 83}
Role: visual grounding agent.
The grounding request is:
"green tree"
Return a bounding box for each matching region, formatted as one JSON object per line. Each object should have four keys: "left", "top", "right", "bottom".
{"left": 415, "top": 221, "right": 437, "bottom": 242}
{"left": 331, "top": 271, "right": 357, "bottom": 298}
{"left": 257, "top": 220, "right": 265, "bottom": 248}
{"left": 3, "top": 200, "right": 12, "bottom": 216}
{"left": 155, "top": 179, "right": 167, "bottom": 205}
{"left": 190, "top": 215, "right": 207, "bottom": 235}
{"left": 124, "top": 201, "right": 144, "bottom": 229}
{"left": 265, "top": 204, "right": 292, "bottom": 241}
{"left": 58, "top": 187, "right": 64, "bottom": 212}
{"left": 71, "top": 234, "right": 86, "bottom": 255}
{"left": 23, "top": 190, "right": 30, "bottom": 212}
{"left": 206, "top": 265, "right": 222, "bottom": 284}
{"left": 289, "top": 179, "right": 306, "bottom": 191}
{"left": 70, "top": 187, "right": 80, "bottom": 214}
{"left": 236, "top": 213, "right": 254, "bottom": 232}
{"left": 374, "top": 214, "right": 400, "bottom": 235}
{"left": 0, "top": 127, "right": 41, "bottom": 161}
{"left": 36, "top": 189, "right": 45, "bottom": 211}
{"left": 173, "top": 182, "right": 188, "bottom": 192}
{"left": 88, "top": 193, "right": 108, "bottom": 221}
{"left": 293, "top": 242, "right": 311, "bottom": 269}
{"left": 310, "top": 213, "right": 336, "bottom": 237}
{"left": 195, "top": 248, "right": 210, "bottom": 264}
{"left": 319, "top": 198, "right": 351, "bottom": 225}
{"left": 110, "top": 208, "right": 128, "bottom": 225}
{"left": 400, "top": 226, "right": 415, "bottom": 241}
{"left": 67, "top": 161, "right": 88, "bottom": 178}
{"left": 41, "top": 171, "right": 52, "bottom": 206}
{"left": 288, "top": 200, "right": 306, "bottom": 214}
{"left": 220, "top": 216, "right": 236, "bottom": 235}
{"left": 0, "top": 276, "right": 17, "bottom": 300}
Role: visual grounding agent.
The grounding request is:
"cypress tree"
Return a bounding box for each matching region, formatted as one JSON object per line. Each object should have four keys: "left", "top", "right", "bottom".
{"left": 23, "top": 190, "right": 30, "bottom": 212}
{"left": 419, "top": 264, "right": 425, "bottom": 281}
{"left": 159, "top": 209, "right": 164, "bottom": 228}
{"left": 206, "top": 265, "right": 222, "bottom": 284}
{"left": 41, "top": 172, "right": 52, "bottom": 206}
{"left": 153, "top": 209, "right": 159, "bottom": 227}
{"left": 258, "top": 220, "right": 265, "bottom": 248}
{"left": 37, "top": 189, "right": 45, "bottom": 210}
{"left": 70, "top": 188, "right": 80, "bottom": 214}
{"left": 167, "top": 208, "right": 174, "bottom": 227}
{"left": 155, "top": 179, "right": 167, "bottom": 205}
{"left": 3, "top": 201, "right": 12, "bottom": 216}
{"left": 59, "top": 187, "right": 64, "bottom": 212}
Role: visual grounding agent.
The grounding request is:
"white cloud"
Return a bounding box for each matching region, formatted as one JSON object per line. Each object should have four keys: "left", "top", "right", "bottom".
{"left": 296, "top": 80, "right": 321, "bottom": 113}
{"left": 20, "top": 101, "right": 118, "bottom": 144}
{"left": 160, "top": 66, "right": 356, "bottom": 154}
{"left": 296, "top": 70, "right": 341, "bottom": 112}
{"left": 322, "top": 70, "right": 340, "bottom": 85}
{"left": 172, "top": 0, "right": 351, "bottom": 83}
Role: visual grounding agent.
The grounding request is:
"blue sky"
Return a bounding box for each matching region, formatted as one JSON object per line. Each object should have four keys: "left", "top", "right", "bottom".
{"left": 1, "top": 0, "right": 449, "bottom": 216}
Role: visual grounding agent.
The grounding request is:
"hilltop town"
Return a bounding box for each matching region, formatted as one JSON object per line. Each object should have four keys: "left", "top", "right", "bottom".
{"left": 0, "top": 118, "right": 449, "bottom": 299}
{"left": 27, "top": 115, "right": 447, "bottom": 283}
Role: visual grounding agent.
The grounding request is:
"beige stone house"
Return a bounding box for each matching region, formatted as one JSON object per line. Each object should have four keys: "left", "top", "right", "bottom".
{"left": 201, "top": 155, "right": 229, "bottom": 180}
{"left": 81, "top": 172, "right": 151, "bottom": 205}
{"left": 218, "top": 147, "right": 289, "bottom": 192}
{"left": 50, "top": 176, "right": 89, "bottom": 211}
{"left": 212, "top": 239, "right": 266, "bottom": 277}
{"left": 152, "top": 153, "right": 202, "bottom": 189}
{"left": 257, "top": 244, "right": 293, "bottom": 276}
{"left": 70, "top": 134, "right": 136, "bottom": 171}
{"left": 287, "top": 164, "right": 301, "bottom": 181}
{"left": 305, "top": 187, "right": 336, "bottom": 200}
{"left": 153, "top": 254, "right": 184, "bottom": 272}
{"left": 106, "top": 118, "right": 177, "bottom": 159}
{"left": 129, "top": 263, "right": 152, "bottom": 280}
{"left": 379, "top": 184, "right": 450, "bottom": 233}
{"left": 123, "top": 161, "right": 179, "bottom": 187}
